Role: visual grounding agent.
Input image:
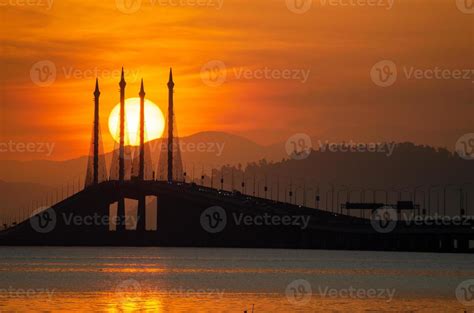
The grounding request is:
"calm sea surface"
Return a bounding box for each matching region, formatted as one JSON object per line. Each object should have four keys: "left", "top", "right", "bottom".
{"left": 0, "top": 247, "right": 472, "bottom": 312}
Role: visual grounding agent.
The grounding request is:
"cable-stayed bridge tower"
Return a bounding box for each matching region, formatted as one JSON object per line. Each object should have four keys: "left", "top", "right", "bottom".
{"left": 84, "top": 67, "right": 183, "bottom": 231}
{"left": 157, "top": 68, "right": 184, "bottom": 182}
{"left": 84, "top": 79, "right": 107, "bottom": 187}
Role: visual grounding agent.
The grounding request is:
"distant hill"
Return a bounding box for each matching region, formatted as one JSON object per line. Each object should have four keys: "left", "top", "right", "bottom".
{"left": 0, "top": 131, "right": 279, "bottom": 187}
{"left": 225, "top": 142, "right": 474, "bottom": 189}
{"left": 1, "top": 132, "right": 471, "bottom": 189}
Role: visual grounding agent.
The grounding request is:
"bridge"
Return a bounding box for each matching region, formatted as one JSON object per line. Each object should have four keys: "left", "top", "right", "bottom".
{"left": 1, "top": 180, "right": 473, "bottom": 252}
{"left": 1, "top": 68, "right": 473, "bottom": 253}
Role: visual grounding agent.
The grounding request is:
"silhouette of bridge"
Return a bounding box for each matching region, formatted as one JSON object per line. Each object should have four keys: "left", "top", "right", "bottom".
{"left": 1, "top": 68, "right": 473, "bottom": 252}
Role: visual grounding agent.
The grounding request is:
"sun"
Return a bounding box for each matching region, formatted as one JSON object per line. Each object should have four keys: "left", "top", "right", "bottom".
{"left": 108, "top": 98, "right": 165, "bottom": 146}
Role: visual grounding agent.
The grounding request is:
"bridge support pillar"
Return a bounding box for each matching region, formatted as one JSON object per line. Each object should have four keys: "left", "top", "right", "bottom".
{"left": 116, "top": 198, "right": 126, "bottom": 231}
{"left": 457, "top": 238, "right": 469, "bottom": 252}
{"left": 440, "top": 236, "right": 454, "bottom": 252}
{"left": 156, "top": 196, "right": 164, "bottom": 230}
{"left": 137, "top": 195, "right": 146, "bottom": 232}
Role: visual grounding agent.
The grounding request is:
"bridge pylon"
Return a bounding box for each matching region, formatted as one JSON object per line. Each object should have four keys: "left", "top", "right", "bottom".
{"left": 84, "top": 78, "right": 107, "bottom": 188}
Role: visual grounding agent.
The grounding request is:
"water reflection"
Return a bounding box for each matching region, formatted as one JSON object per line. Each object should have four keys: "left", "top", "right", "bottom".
{"left": 0, "top": 247, "right": 472, "bottom": 312}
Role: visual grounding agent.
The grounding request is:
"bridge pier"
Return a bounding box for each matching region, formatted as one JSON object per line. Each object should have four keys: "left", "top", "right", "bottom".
{"left": 137, "top": 196, "right": 146, "bottom": 232}
{"left": 439, "top": 236, "right": 455, "bottom": 252}
{"left": 116, "top": 198, "right": 126, "bottom": 231}
{"left": 456, "top": 237, "right": 469, "bottom": 252}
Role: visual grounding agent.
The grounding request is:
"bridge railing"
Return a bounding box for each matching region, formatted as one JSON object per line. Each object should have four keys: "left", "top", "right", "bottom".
{"left": 0, "top": 176, "right": 83, "bottom": 231}
{"left": 182, "top": 167, "right": 474, "bottom": 221}
{"left": 2, "top": 171, "right": 473, "bottom": 231}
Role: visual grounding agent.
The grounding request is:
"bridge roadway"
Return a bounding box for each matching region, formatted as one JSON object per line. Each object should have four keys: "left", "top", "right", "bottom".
{"left": 0, "top": 180, "right": 473, "bottom": 252}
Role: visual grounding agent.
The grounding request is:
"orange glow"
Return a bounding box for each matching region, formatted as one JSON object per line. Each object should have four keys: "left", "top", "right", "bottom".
{"left": 0, "top": 0, "right": 472, "bottom": 161}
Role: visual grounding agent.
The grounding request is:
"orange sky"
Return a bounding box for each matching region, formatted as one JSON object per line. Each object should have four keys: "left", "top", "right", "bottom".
{"left": 0, "top": 0, "right": 472, "bottom": 160}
